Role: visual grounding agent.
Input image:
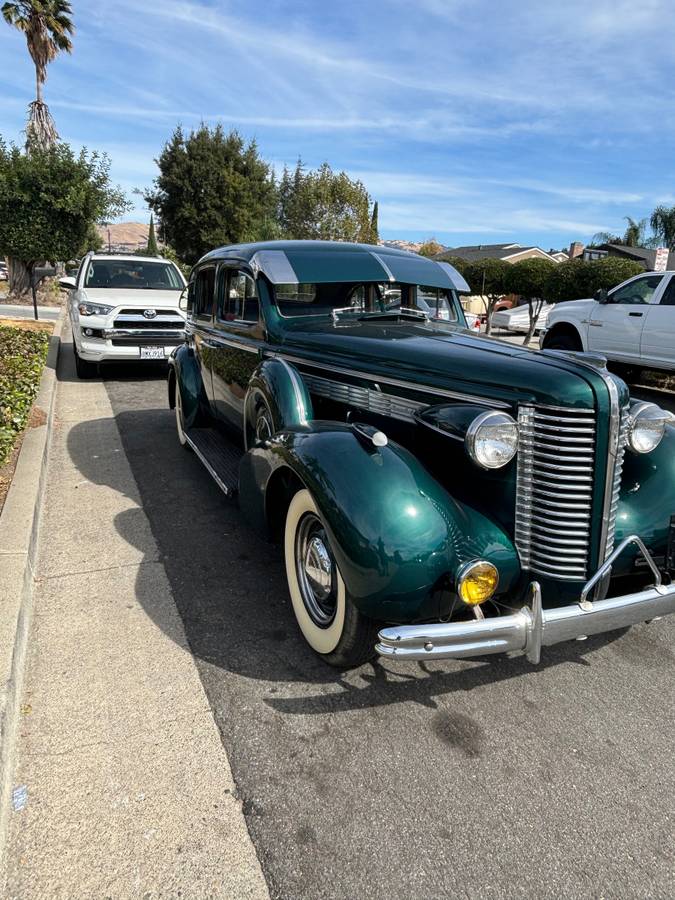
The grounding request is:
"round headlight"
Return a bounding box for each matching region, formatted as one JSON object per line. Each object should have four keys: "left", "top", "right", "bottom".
{"left": 466, "top": 410, "right": 519, "bottom": 469}
{"left": 628, "top": 402, "right": 667, "bottom": 454}
{"left": 456, "top": 560, "right": 499, "bottom": 606}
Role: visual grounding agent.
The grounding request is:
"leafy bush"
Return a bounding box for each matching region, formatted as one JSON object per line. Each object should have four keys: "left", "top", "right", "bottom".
{"left": 0, "top": 325, "right": 49, "bottom": 465}
{"left": 545, "top": 257, "right": 644, "bottom": 303}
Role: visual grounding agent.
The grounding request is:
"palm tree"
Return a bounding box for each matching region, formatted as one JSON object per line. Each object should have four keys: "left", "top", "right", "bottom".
{"left": 2, "top": 1, "right": 74, "bottom": 148}
{"left": 650, "top": 205, "right": 675, "bottom": 251}
{"left": 622, "top": 216, "right": 647, "bottom": 247}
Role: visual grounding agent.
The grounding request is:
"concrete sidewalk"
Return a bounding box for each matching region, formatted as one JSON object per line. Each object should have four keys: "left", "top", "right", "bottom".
{"left": 1, "top": 335, "right": 268, "bottom": 898}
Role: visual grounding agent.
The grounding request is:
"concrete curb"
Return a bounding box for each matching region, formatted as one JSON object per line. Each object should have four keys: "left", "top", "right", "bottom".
{"left": 0, "top": 313, "right": 63, "bottom": 857}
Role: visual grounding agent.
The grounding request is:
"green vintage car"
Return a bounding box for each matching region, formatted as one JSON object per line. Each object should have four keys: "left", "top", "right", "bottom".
{"left": 168, "top": 240, "right": 675, "bottom": 667}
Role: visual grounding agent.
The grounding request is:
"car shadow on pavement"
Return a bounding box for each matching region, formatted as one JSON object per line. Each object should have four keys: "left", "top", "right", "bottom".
{"left": 67, "top": 404, "right": 627, "bottom": 715}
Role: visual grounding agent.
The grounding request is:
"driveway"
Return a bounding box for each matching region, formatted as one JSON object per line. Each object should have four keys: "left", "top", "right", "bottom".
{"left": 94, "top": 364, "right": 675, "bottom": 899}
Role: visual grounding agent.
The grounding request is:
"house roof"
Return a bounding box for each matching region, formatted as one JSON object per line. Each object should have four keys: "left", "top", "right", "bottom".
{"left": 437, "top": 243, "right": 558, "bottom": 263}
{"left": 596, "top": 243, "right": 675, "bottom": 269}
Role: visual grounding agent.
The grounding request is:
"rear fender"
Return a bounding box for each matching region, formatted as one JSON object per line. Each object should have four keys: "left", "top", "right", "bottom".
{"left": 244, "top": 357, "right": 313, "bottom": 449}
{"left": 169, "top": 344, "right": 207, "bottom": 428}
{"left": 239, "top": 422, "right": 520, "bottom": 621}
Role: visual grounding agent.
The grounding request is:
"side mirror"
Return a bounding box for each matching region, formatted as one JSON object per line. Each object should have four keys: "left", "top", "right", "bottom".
{"left": 179, "top": 284, "right": 192, "bottom": 312}
{"left": 594, "top": 288, "right": 608, "bottom": 303}
{"left": 58, "top": 276, "right": 76, "bottom": 290}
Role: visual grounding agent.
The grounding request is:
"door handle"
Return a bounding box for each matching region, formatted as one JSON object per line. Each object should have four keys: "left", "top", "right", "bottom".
{"left": 589, "top": 321, "right": 603, "bottom": 327}
{"left": 628, "top": 312, "right": 644, "bottom": 317}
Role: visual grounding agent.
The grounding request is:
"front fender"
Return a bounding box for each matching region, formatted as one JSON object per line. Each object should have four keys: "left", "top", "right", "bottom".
{"left": 239, "top": 423, "right": 520, "bottom": 622}
{"left": 169, "top": 344, "right": 206, "bottom": 428}
{"left": 614, "top": 425, "right": 675, "bottom": 571}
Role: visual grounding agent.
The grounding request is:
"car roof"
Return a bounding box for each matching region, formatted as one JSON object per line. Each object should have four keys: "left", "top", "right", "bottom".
{"left": 88, "top": 254, "right": 173, "bottom": 264}
{"left": 196, "top": 240, "right": 471, "bottom": 293}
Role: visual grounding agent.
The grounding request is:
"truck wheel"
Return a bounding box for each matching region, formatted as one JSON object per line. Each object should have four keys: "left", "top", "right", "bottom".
{"left": 73, "top": 338, "right": 99, "bottom": 379}
{"left": 542, "top": 330, "right": 582, "bottom": 352}
{"left": 284, "top": 489, "right": 379, "bottom": 668}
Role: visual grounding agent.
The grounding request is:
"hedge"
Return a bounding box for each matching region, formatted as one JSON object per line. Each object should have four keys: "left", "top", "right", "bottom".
{"left": 0, "top": 325, "right": 50, "bottom": 466}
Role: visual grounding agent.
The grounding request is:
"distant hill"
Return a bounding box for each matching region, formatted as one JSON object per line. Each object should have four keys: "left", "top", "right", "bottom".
{"left": 96, "top": 222, "right": 151, "bottom": 252}
{"left": 379, "top": 239, "right": 450, "bottom": 254}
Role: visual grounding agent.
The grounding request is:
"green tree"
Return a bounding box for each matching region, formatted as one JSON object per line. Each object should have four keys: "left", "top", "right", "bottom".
{"left": 146, "top": 213, "right": 159, "bottom": 255}
{"left": 546, "top": 258, "right": 644, "bottom": 303}
{"left": 417, "top": 238, "right": 444, "bottom": 258}
{"left": 279, "top": 161, "right": 372, "bottom": 242}
{"left": 464, "top": 258, "right": 510, "bottom": 335}
{"left": 368, "top": 200, "right": 379, "bottom": 245}
{"left": 650, "top": 205, "right": 675, "bottom": 251}
{"left": 0, "top": 138, "right": 128, "bottom": 297}
{"left": 2, "top": 1, "right": 74, "bottom": 148}
{"left": 622, "top": 216, "right": 646, "bottom": 248}
{"left": 145, "top": 124, "right": 278, "bottom": 264}
{"left": 505, "top": 258, "right": 556, "bottom": 345}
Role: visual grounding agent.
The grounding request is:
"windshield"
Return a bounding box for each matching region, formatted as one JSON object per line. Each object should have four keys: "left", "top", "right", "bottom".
{"left": 84, "top": 260, "right": 183, "bottom": 290}
{"left": 274, "top": 281, "right": 459, "bottom": 322}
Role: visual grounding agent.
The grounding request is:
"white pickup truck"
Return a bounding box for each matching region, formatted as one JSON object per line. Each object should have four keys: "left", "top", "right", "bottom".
{"left": 61, "top": 252, "right": 187, "bottom": 378}
{"left": 541, "top": 270, "right": 675, "bottom": 372}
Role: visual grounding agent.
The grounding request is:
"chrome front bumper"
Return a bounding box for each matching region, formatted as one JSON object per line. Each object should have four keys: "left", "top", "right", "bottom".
{"left": 376, "top": 535, "right": 675, "bottom": 663}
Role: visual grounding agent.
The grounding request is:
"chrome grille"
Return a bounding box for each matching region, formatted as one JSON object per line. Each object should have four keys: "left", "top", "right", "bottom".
{"left": 515, "top": 405, "right": 597, "bottom": 581}
{"left": 302, "top": 373, "right": 425, "bottom": 423}
{"left": 603, "top": 406, "right": 630, "bottom": 560}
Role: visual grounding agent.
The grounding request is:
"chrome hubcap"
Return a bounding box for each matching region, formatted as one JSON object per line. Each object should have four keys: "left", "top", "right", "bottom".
{"left": 255, "top": 406, "right": 273, "bottom": 443}
{"left": 295, "top": 513, "right": 337, "bottom": 627}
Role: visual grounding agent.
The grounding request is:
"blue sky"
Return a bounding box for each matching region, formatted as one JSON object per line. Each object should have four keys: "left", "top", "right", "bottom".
{"left": 1, "top": 0, "right": 674, "bottom": 249}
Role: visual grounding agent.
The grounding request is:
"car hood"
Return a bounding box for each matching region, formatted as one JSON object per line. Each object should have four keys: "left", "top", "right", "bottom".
{"left": 279, "top": 319, "right": 625, "bottom": 411}
{"left": 81, "top": 288, "right": 183, "bottom": 308}
{"left": 549, "top": 298, "right": 594, "bottom": 316}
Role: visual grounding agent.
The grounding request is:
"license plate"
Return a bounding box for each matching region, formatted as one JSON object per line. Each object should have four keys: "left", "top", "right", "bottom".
{"left": 140, "top": 346, "right": 165, "bottom": 360}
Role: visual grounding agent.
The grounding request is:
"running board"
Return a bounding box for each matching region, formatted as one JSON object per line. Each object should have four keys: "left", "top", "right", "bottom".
{"left": 184, "top": 427, "right": 243, "bottom": 497}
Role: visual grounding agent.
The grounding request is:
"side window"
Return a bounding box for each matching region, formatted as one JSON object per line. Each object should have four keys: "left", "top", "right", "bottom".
{"left": 658, "top": 277, "right": 675, "bottom": 306}
{"left": 194, "top": 266, "right": 216, "bottom": 318}
{"left": 221, "top": 271, "right": 259, "bottom": 323}
{"left": 607, "top": 275, "right": 663, "bottom": 305}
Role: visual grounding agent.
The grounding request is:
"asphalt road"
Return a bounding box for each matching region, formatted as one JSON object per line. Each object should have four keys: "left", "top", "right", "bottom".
{"left": 95, "top": 361, "right": 675, "bottom": 900}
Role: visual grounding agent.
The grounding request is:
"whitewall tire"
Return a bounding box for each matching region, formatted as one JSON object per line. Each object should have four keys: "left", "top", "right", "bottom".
{"left": 284, "top": 489, "right": 379, "bottom": 667}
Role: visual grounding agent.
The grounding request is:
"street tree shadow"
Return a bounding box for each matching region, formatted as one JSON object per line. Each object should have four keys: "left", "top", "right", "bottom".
{"left": 67, "top": 396, "right": 631, "bottom": 716}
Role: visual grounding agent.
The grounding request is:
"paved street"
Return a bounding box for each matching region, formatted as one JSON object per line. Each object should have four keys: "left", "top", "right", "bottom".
{"left": 90, "top": 352, "right": 675, "bottom": 899}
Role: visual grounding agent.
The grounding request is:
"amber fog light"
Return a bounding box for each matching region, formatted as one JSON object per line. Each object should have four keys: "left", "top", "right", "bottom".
{"left": 456, "top": 560, "right": 499, "bottom": 606}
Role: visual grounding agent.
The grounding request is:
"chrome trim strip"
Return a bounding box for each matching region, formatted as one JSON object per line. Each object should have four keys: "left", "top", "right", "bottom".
{"left": 369, "top": 251, "right": 396, "bottom": 283}
{"left": 597, "top": 377, "right": 623, "bottom": 564}
{"left": 269, "top": 352, "right": 510, "bottom": 409}
{"left": 102, "top": 328, "right": 186, "bottom": 338}
{"left": 192, "top": 325, "right": 260, "bottom": 354}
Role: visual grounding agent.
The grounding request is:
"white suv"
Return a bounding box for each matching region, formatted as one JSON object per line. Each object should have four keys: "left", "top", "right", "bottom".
{"left": 541, "top": 270, "right": 675, "bottom": 372}
{"left": 61, "top": 253, "right": 188, "bottom": 378}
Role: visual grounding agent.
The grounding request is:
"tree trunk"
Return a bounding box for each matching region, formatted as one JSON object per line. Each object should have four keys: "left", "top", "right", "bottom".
{"left": 522, "top": 299, "right": 541, "bottom": 346}
{"left": 7, "top": 258, "right": 32, "bottom": 299}
{"left": 36, "top": 67, "right": 42, "bottom": 104}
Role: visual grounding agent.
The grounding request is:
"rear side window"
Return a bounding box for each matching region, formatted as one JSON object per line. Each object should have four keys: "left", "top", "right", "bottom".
{"left": 193, "top": 266, "right": 216, "bottom": 318}
{"left": 659, "top": 277, "right": 675, "bottom": 306}
{"left": 219, "top": 271, "right": 259, "bottom": 323}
